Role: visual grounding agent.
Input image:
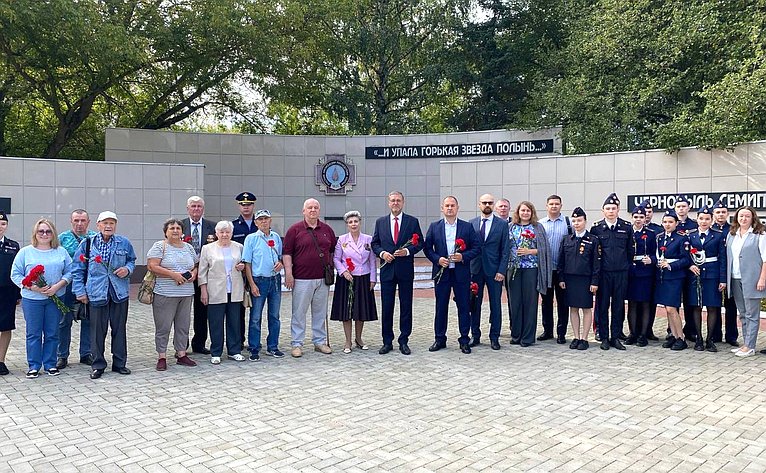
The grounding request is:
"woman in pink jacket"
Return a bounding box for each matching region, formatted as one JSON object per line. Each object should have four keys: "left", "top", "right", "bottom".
{"left": 331, "top": 211, "right": 378, "bottom": 353}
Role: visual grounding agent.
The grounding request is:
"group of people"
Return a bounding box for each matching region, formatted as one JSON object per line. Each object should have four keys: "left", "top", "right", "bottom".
{"left": 2, "top": 188, "right": 766, "bottom": 379}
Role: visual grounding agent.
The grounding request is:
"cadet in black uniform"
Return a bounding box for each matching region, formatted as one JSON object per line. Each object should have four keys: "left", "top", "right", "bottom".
{"left": 685, "top": 204, "right": 727, "bottom": 352}
{"left": 591, "top": 193, "right": 634, "bottom": 351}
{"left": 626, "top": 204, "right": 656, "bottom": 347}
{"left": 557, "top": 207, "right": 600, "bottom": 350}
{"left": 0, "top": 211, "right": 21, "bottom": 375}
{"left": 232, "top": 192, "right": 258, "bottom": 348}
{"left": 655, "top": 210, "right": 691, "bottom": 350}
{"left": 642, "top": 200, "right": 662, "bottom": 341}
{"left": 710, "top": 199, "right": 739, "bottom": 347}
{"left": 674, "top": 195, "right": 699, "bottom": 341}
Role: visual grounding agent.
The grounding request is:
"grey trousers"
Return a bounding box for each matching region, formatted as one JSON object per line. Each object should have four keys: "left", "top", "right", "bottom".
{"left": 152, "top": 294, "right": 192, "bottom": 354}
{"left": 90, "top": 299, "right": 129, "bottom": 371}
{"left": 291, "top": 279, "right": 329, "bottom": 346}
{"left": 731, "top": 279, "right": 760, "bottom": 349}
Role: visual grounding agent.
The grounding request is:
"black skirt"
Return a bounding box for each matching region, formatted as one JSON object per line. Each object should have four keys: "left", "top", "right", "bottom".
{"left": 564, "top": 274, "right": 594, "bottom": 309}
{"left": 0, "top": 285, "right": 19, "bottom": 331}
{"left": 330, "top": 273, "right": 378, "bottom": 322}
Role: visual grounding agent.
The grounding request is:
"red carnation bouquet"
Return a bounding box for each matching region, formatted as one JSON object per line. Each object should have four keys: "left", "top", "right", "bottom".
{"left": 435, "top": 238, "right": 465, "bottom": 284}
{"left": 346, "top": 257, "right": 356, "bottom": 315}
{"left": 267, "top": 239, "right": 279, "bottom": 264}
{"left": 512, "top": 229, "right": 535, "bottom": 280}
{"left": 470, "top": 281, "right": 479, "bottom": 313}
{"left": 380, "top": 233, "right": 420, "bottom": 268}
{"left": 79, "top": 254, "right": 115, "bottom": 273}
{"left": 22, "top": 265, "right": 70, "bottom": 314}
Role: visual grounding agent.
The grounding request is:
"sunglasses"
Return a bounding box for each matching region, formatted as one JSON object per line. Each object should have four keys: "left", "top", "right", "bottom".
{"left": 481, "top": 201, "right": 494, "bottom": 205}
{"left": 37, "top": 229, "right": 53, "bottom": 235}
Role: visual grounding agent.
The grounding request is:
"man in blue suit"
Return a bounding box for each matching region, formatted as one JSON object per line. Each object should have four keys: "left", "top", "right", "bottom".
{"left": 424, "top": 196, "right": 482, "bottom": 354}
{"left": 469, "top": 194, "right": 510, "bottom": 350}
{"left": 371, "top": 191, "right": 424, "bottom": 355}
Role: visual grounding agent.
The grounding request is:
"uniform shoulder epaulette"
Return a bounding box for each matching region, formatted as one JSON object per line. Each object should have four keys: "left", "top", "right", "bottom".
{"left": 711, "top": 227, "right": 723, "bottom": 233}
{"left": 593, "top": 219, "right": 604, "bottom": 227}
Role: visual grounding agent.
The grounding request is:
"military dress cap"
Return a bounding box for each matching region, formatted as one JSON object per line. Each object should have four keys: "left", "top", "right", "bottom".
{"left": 640, "top": 199, "right": 652, "bottom": 209}
{"left": 603, "top": 192, "right": 620, "bottom": 207}
{"left": 0, "top": 211, "right": 7, "bottom": 222}
{"left": 712, "top": 199, "right": 727, "bottom": 209}
{"left": 254, "top": 209, "right": 271, "bottom": 219}
{"left": 236, "top": 192, "right": 257, "bottom": 204}
{"left": 698, "top": 204, "right": 713, "bottom": 215}
{"left": 571, "top": 207, "right": 587, "bottom": 219}
{"left": 663, "top": 209, "right": 679, "bottom": 221}
{"left": 675, "top": 195, "right": 691, "bottom": 205}
{"left": 631, "top": 205, "right": 646, "bottom": 216}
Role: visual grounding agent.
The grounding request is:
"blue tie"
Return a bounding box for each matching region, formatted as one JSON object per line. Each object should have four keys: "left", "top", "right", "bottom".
{"left": 480, "top": 218, "right": 488, "bottom": 241}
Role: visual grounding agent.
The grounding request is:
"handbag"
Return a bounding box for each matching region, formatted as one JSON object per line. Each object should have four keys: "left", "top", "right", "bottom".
{"left": 308, "top": 227, "right": 335, "bottom": 286}
{"left": 138, "top": 241, "right": 166, "bottom": 304}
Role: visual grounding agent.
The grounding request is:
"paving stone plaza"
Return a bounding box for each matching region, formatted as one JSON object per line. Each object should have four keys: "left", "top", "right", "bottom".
{"left": 2, "top": 291, "right": 766, "bottom": 472}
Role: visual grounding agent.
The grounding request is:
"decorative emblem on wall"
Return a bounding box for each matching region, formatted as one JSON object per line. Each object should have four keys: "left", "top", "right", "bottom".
{"left": 316, "top": 154, "right": 356, "bottom": 195}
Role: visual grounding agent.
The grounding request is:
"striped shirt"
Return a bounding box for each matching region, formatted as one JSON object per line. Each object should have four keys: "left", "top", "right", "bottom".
{"left": 147, "top": 241, "right": 198, "bottom": 297}
{"left": 540, "top": 214, "right": 569, "bottom": 268}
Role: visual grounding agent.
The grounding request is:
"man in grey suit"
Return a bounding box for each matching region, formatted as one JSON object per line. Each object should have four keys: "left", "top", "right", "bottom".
{"left": 469, "top": 194, "right": 510, "bottom": 350}
{"left": 181, "top": 195, "right": 216, "bottom": 354}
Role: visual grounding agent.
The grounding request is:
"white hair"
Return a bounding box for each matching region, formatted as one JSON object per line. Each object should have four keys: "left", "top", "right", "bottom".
{"left": 187, "top": 195, "right": 205, "bottom": 206}
{"left": 215, "top": 220, "right": 233, "bottom": 232}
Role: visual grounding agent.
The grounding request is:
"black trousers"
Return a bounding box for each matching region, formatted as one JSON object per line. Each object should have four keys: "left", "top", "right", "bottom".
{"left": 540, "top": 270, "right": 568, "bottom": 338}
{"left": 595, "top": 271, "right": 627, "bottom": 341}
{"left": 90, "top": 299, "right": 128, "bottom": 371}
{"left": 191, "top": 280, "right": 210, "bottom": 351}
{"left": 510, "top": 268, "right": 539, "bottom": 345}
{"left": 710, "top": 295, "right": 739, "bottom": 343}
{"left": 380, "top": 276, "right": 414, "bottom": 346}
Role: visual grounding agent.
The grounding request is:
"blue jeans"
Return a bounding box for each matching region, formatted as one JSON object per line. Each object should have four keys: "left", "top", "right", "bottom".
{"left": 249, "top": 275, "right": 282, "bottom": 353}
{"left": 22, "top": 298, "right": 61, "bottom": 371}
{"left": 207, "top": 297, "right": 242, "bottom": 357}
{"left": 58, "top": 286, "right": 91, "bottom": 359}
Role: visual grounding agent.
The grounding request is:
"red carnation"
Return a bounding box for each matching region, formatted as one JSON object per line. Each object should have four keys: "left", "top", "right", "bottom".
{"left": 690, "top": 248, "right": 698, "bottom": 254}
{"left": 22, "top": 276, "right": 32, "bottom": 287}
{"left": 31, "top": 265, "right": 45, "bottom": 278}
{"left": 183, "top": 235, "right": 192, "bottom": 243}
{"left": 455, "top": 238, "right": 466, "bottom": 251}
{"left": 411, "top": 233, "right": 419, "bottom": 245}
{"left": 660, "top": 246, "right": 667, "bottom": 252}
{"left": 470, "top": 282, "right": 479, "bottom": 296}
{"left": 346, "top": 257, "right": 355, "bottom": 272}
{"left": 79, "top": 254, "right": 87, "bottom": 263}
{"left": 267, "top": 240, "right": 275, "bottom": 248}
{"left": 94, "top": 255, "right": 103, "bottom": 264}
{"left": 641, "top": 234, "right": 647, "bottom": 240}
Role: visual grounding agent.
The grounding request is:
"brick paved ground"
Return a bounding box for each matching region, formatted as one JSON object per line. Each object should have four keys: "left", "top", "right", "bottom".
{"left": 2, "top": 291, "right": 766, "bottom": 472}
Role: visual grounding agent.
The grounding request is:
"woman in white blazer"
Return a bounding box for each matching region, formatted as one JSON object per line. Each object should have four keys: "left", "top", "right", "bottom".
{"left": 198, "top": 221, "right": 245, "bottom": 364}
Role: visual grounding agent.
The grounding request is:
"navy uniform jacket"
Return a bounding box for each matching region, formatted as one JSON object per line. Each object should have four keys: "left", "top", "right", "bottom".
{"left": 469, "top": 215, "right": 510, "bottom": 278}
{"left": 656, "top": 231, "right": 691, "bottom": 280}
{"left": 676, "top": 218, "right": 698, "bottom": 236}
{"left": 590, "top": 218, "right": 634, "bottom": 272}
{"left": 0, "top": 237, "right": 21, "bottom": 295}
{"left": 646, "top": 222, "right": 663, "bottom": 235}
{"left": 423, "top": 219, "right": 482, "bottom": 283}
{"left": 557, "top": 231, "right": 601, "bottom": 285}
{"left": 712, "top": 222, "right": 730, "bottom": 234}
{"left": 630, "top": 227, "right": 657, "bottom": 278}
{"left": 370, "top": 213, "right": 424, "bottom": 282}
{"left": 232, "top": 215, "right": 257, "bottom": 245}
{"left": 687, "top": 229, "right": 727, "bottom": 283}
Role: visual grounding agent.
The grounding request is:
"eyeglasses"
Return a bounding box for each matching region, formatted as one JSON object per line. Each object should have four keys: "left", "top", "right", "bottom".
{"left": 37, "top": 229, "right": 53, "bottom": 235}
{"left": 481, "top": 201, "right": 494, "bottom": 205}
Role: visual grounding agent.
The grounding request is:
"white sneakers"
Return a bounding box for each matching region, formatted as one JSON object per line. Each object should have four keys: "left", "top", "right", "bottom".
{"left": 210, "top": 357, "right": 221, "bottom": 364}
{"left": 735, "top": 349, "right": 755, "bottom": 358}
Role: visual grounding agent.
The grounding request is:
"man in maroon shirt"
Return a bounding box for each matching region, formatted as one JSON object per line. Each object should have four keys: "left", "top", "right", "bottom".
{"left": 283, "top": 198, "right": 337, "bottom": 357}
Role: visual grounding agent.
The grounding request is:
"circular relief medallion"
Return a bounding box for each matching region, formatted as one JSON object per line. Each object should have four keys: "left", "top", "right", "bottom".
{"left": 321, "top": 160, "right": 350, "bottom": 191}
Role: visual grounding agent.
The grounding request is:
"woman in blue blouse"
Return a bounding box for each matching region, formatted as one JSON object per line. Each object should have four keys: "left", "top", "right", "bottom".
{"left": 654, "top": 210, "right": 691, "bottom": 351}
{"left": 508, "top": 201, "right": 551, "bottom": 347}
{"left": 11, "top": 219, "right": 72, "bottom": 378}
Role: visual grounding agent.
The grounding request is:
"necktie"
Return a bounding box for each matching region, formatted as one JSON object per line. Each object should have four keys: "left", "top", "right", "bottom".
{"left": 393, "top": 216, "right": 400, "bottom": 243}
{"left": 700, "top": 232, "right": 706, "bottom": 244}
{"left": 192, "top": 223, "right": 200, "bottom": 253}
{"left": 610, "top": 224, "right": 615, "bottom": 231}
{"left": 480, "top": 218, "right": 488, "bottom": 241}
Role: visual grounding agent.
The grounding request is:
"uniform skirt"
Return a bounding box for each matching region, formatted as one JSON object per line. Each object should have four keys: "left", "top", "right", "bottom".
{"left": 330, "top": 273, "right": 378, "bottom": 322}
{"left": 0, "top": 285, "right": 19, "bottom": 331}
{"left": 685, "top": 277, "right": 723, "bottom": 307}
{"left": 655, "top": 277, "right": 683, "bottom": 308}
{"left": 563, "top": 274, "right": 593, "bottom": 308}
{"left": 627, "top": 274, "right": 653, "bottom": 302}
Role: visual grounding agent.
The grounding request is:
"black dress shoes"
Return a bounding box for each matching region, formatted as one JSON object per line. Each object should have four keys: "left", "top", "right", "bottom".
{"left": 469, "top": 338, "right": 481, "bottom": 347}
{"left": 459, "top": 344, "right": 471, "bottom": 354}
{"left": 577, "top": 340, "right": 589, "bottom": 350}
{"left": 509, "top": 338, "right": 520, "bottom": 345}
{"left": 490, "top": 340, "right": 501, "bottom": 350}
{"left": 617, "top": 333, "right": 628, "bottom": 341}
{"left": 569, "top": 339, "right": 579, "bottom": 350}
{"left": 646, "top": 333, "right": 659, "bottom": 341}
{"left": 694, "top": 340, "right": 705, "bottom": 352}
{"left": 194, "top": 347, "right": 211, "bottom": 355}
{"left": 636, "top": 336, "right": 648, "bottom": 347}
{"left": 760, "top": 348, "right": 766, "bottom": 355}
{"left": 398, "top": 344, "right": 411, "bottom": 355}
{"left": 600, "top": 340, "right": 610, "bottom": 350}
{"left": 55, "top": 357, "right": 68, "bottom": 369}
{"left": 671, "top": 339, "right": 688, "bottom": 351}
{"left": 624, "top": 336, "right": 636, "bottom": 345}
{"left": 379, "top": 344, "right": 393, "bottom": 355}
{"left": 79, "top": 354, "right": 94, "bottom": 365}
{"left": 706, "top": 341, "right": 718, "bottom": 353}
{"left": 537, "top": 333, "right": 553, "bottom": 341}
{"left": 662, "top": 336, "right": 676, "bottom": 348}
{"left": 595, "top": 334, "right": 602, "bottom": 342}
{"left": 520, "top": 342, "right": 531, "bottom": 347}
{"left": 112, "top": 367, "right": 131, "bottom": 375}
{"left": 610, "top": 339, "right": 626, "bottom": 350}
{"left": 556, "top": 336, "right": 566, "bottom": 344}
{"left": 428, "top": 342, "right": 446, "bottom": 352}
{"left": 90, "top": 369, "right": 104, "bottom": 379}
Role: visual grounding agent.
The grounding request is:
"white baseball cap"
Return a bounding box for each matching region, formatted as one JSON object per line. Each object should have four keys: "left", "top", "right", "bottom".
{"left": 97, "top": 211, "right": 118, "bottom": 222}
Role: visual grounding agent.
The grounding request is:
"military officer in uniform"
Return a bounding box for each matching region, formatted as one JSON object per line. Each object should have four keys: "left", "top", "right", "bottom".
{"left": 590, "top": 193, "right": 634, "bottom": 350}
{"left": 0, "top": 211, "right": 21, "bottom": 375}
{"left": 711, "top": 199, "right": 739, "bottom": 347}
{"left": 625, "top": 204, "right": 656, "bottom": 347}
{"left": 557, "top": 207, "right": 600, "bottom": 350}
{"left": 655, "top": 210, "right": 692, "bottom": 350}
{"left": 674, "top": 195, "right": 698, "bottom": 341}
{"left": 232, "top": 192, "right": 258, "bottom": 348}
{"left": 686, "top": 204, "right": 727, "bottom": 352}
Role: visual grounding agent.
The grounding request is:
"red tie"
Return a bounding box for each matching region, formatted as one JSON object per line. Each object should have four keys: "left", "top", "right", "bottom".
{"left": 394, "top": 216, "right": 400, "bottom": 243}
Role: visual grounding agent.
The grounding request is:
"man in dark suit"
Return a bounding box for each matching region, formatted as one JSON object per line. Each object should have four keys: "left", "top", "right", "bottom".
{"left": 424, "top": 196, "right": 482, "bottom": 354}
{"left": 371, "top": 191, "right": 424, "bottom": 355}
{"left": 469, "top": 194, "right": 510, "bottom": 350}
{"left": 182, "top": 195, "right": 217, "bottom": 355}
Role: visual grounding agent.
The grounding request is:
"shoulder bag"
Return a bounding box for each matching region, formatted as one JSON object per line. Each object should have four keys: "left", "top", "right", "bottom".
{"left": 74, "top": 237, "right": 92, "bottom": 321}
{"left": 308, "top": 228, "right": 335, "bottom": 286}
{"left": 138, "top": 241, "right": 166, "bottom": 304}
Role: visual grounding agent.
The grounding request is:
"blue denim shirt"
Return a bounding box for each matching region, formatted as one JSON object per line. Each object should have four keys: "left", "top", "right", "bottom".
{"left": 71, "top": 234, "right": 136, "bottom": 306}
